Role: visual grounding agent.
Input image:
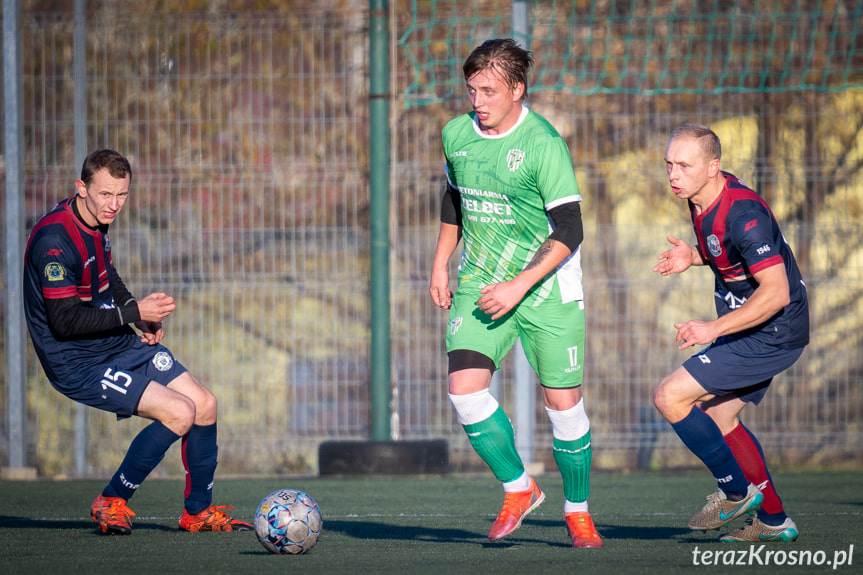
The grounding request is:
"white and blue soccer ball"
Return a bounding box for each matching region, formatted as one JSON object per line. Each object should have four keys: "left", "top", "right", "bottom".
{"left": 254, "top": 489, "right": 323, "bottom": 555}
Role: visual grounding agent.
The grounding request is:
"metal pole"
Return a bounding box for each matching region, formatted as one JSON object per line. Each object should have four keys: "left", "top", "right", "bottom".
{"left": 73, "top": 0, "right": 89, "bottom": 477}
{"left": 369, "top": 0, "right": 391, "bottom": 441}
{"left": 512, "top": 0, "right": 529, "bottom": 51}
{"left": 511, "top": 0, "right": 536, "bottom": 466}
{"left": 3, "top": 0, "right": 28, "bottom": 474}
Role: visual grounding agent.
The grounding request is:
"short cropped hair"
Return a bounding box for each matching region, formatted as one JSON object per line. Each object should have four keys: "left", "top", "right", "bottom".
{"left": 670, "top": 123, "right": 721, "bottom": 161}
{"left": 80, "top": 149, "right": 132, "bottom": 185}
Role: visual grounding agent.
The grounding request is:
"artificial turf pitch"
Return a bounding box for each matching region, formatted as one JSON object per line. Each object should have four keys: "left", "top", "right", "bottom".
{"left": 0, "top": 470, "right": 859, "bottom": 574}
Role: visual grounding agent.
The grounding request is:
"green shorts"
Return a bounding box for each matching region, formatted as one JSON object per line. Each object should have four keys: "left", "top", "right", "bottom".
{"left": 445, "top": 287, "right": 585, "bottom": 388}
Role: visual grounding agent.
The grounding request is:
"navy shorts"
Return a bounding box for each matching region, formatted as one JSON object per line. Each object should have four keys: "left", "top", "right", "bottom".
{"left": 683, "top": 335, "right": 804, "bottom": 405}
{"left": 51, "top": 340, "right": 187, "bottom": 418}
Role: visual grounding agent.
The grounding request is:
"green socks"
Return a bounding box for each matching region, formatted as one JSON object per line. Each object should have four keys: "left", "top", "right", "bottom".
{"left": 553, "top": 430, "right": 592, "bottom": 503}
{"left": 462, "top": 406, "right": 524, "bottom": 483}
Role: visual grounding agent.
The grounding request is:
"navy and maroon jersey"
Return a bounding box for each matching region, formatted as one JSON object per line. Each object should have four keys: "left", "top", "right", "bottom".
{"left": 691, "top": 172, "right": 809, "bottom": 349}
{"left": 23, "top": 197, "right": 138, "bottom": 385}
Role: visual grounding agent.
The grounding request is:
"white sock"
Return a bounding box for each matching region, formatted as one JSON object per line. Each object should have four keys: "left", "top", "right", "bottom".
{"left": 545, "top": 399, "right": 590, "bottom": 441}
{"left": 448, "top": 388, "right": 499, "bottom": 426}
{"left": 502, "top": 470, "right": 531, "bottom": 493}
{"left": 565, "top": 500, "right": 589, "bottom": 514}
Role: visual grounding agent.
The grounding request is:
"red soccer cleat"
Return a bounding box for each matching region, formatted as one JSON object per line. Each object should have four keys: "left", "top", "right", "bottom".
{"left": 178, "top": 505, "right": 252, "bottom": 532}
{"left": 91, "top": 494, "right": 136, "bottom": 535}
{"left": 565, "top": 511, "right": 603, "bottom": 548}
{"left": 488, "top": 477, "right": 545, "bottom": 540}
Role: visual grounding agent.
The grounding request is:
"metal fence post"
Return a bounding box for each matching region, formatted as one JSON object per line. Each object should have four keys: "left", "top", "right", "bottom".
{"left": 73, "top": 0, "right": 89, "bottom": 478}
{"left": 2, "top": 0, "right": 35, "bottom": 480}
{"left": 510, "top": 0, "right": 536, "bottom": 468}
{"left": 369, "top": 0, "right": 391, "bottom": 441}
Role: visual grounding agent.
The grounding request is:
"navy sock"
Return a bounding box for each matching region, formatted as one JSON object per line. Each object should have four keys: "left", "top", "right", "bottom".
{"left": 182, "top": 423, "right": 219, "bottom": 514}
{"left": 670, "top": 407, "right": 749, "bottom": 497}
{"left": 757, "top": 509, "right": 789, "bottom": 526}
{"left": 103, "top": 421, "right": 181, "bottom": 501}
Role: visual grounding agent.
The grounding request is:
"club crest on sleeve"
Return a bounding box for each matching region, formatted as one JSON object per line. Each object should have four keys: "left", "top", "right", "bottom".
{"left": 44, "top": 262, "right": 66, "bottom": 281}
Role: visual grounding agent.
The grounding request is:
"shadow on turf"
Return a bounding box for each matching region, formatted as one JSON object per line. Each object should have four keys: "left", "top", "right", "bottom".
{"left": 0, "top": 515, "right": 178, "bottom": 533}
{"left": 1, "top": 514, "right": 699, "bottom": 544}
{"left": 320, "top": 518, "right": 692, "bottom": 547}
{"left": 237, "top": 520, "right": 551, "bottom": 556}
{"left": 532, "top": 518, "right": 691, "bottom": 542}
{"left": 323, "top": 519, "right": 489, "bottom": 545}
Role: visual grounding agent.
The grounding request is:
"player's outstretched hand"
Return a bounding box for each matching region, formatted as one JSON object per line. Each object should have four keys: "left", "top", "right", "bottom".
{"left": 654, "top": 236, "right": 695, "bottom": 276}
{"left": 137, "top": 292, "right": 176, "bottom": 323}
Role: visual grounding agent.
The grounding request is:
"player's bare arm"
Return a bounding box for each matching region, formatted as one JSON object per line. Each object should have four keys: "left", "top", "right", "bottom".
{"left": 653, "top": 235, "right": 704, "bottom": 276}
{"left": 429, "top": 222, "right": 462, "bottom": 309}
{"left": 477, "top": 238, "right": 572, "bottom": 320}
{"left": 674, "top": 263, "right": 790, "bottom": 349}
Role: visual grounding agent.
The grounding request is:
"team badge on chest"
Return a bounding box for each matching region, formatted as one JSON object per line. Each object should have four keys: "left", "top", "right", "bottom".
{"left": 506, "top": 149, "right": 525, "bottom": 172}
{"left": 707, "top": 234, "right": 722, "bottom": 257}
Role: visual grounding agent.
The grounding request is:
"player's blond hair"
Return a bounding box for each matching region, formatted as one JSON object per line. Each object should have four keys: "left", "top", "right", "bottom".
{"left": 670, "top": 123, "right": 722, "bottom": 161}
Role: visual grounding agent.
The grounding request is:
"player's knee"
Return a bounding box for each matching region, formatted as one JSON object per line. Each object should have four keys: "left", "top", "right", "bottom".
{"left": 448, "top": 387, "right": 499, "bottom": 426}
{"left": 652, "top": 383, "right": 671, "bottom": 417}
{"left": 653, "top": 380, "right": 694, "bottom": 423}
{"left": 161, "top": 397, "right": 196, "bottom": 436}
{"left": 196, "top": 389, "right": 218, "bottom": 425}
{"left": 447, "top": 350, "right": 494, "bottom": 395}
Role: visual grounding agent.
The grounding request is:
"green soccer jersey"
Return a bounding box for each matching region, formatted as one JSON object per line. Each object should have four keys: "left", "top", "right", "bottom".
{"left": 442, "top": 106, "right": 583, "bottom": 305}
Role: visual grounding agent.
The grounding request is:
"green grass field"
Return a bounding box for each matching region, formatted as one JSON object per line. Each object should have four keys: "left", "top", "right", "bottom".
{"left": 1, "top": 471, "right": 860, "bottom": 574}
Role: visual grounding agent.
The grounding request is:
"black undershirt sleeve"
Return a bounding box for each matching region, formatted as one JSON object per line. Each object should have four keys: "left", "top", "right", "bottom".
{"left": 547, "top": 201, "right": 584, "bottom": 252}
{"left": 111, "top": 265, "right": 137, "bottom": 308}
{"left": 45, "top": 297, "right": 136, "bottom": 339}
{"left": 440, "top": 183, "right": 462, "bottom": 226}
{"left": 45, "top": 267, "right": 141, "bottom": 339}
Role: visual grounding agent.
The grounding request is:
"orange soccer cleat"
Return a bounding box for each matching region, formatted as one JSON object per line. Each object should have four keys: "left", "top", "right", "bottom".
{"left": 488, "top": 477, "right": 545, "bottom": 540}
{"left": 178, "top": 505, "right": 253, "bottom": 532}
{"left": 91, "top": 494, "right": 136, "bottom": 535}
{"left": 565, "top": 511, "right": 603, "bottom": 548}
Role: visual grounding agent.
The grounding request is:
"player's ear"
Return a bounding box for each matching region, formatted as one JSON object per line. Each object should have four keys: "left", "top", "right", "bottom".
{"left": 74, "top": 179, "right": 88, "bottom": 197}
{"left": 707, "top": 158, "right": 721, "bottom": 177}
{"left": 511, "top": 81, "right": 525, "bottom": 102}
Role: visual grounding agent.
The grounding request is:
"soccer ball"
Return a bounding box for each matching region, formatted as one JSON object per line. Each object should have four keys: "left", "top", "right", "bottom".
{"left": 254, "top": 489, "right": 323, "bottom": 555}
